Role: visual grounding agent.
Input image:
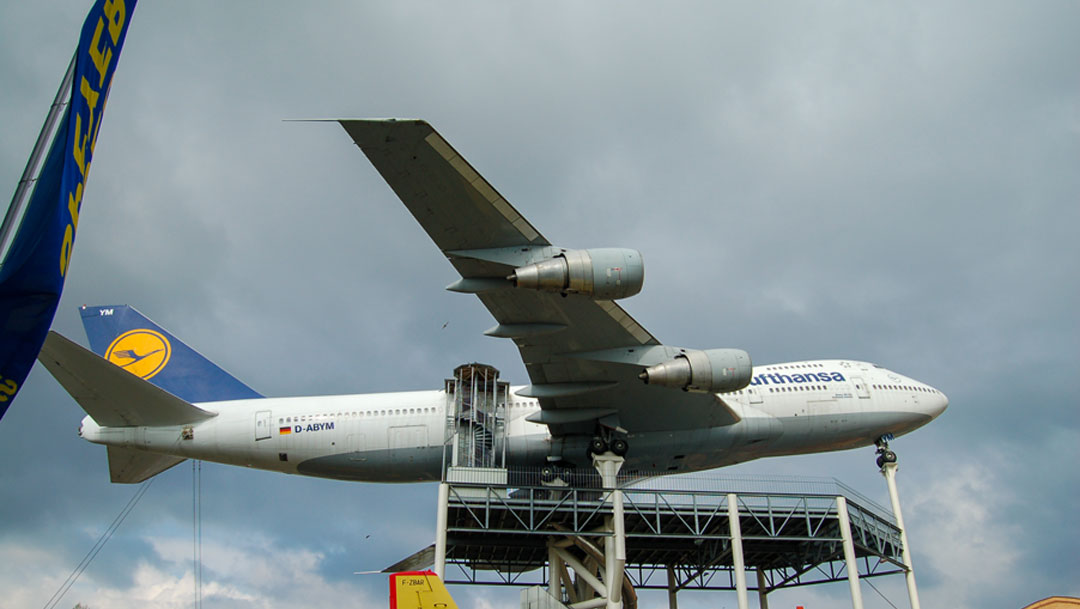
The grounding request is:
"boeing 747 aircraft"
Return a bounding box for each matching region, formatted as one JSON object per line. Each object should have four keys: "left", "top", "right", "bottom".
{"left": 37, "top": 120, "right": 947, "bottom": 483}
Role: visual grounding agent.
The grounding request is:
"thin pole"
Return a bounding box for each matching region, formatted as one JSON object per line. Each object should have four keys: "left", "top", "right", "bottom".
{"left": 836, "top": 496, "right": 864, "bottom": 609}
{"left": 756, "top": 568, "right": 769, "bottom": 609}
{"left": 727, "top": 494, "right": 748, "bottom": 609}
{"left": 882, "top": 462, "right": 921, "bottom": 609}
{"left": 666, "top": 565, "right": 679, "bottom": 609}
{"left": 434, "top": 482, "right": 449, "bottom": 580}
{"left": 192, "top": 460, "right": 200, "bottom": 609}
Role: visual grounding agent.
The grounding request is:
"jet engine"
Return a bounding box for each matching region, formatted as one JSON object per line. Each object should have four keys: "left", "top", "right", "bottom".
{"left": 639, "top": 348, "right": 752, "bottom": 393}
{"left": 508, "top": 248, "right": 644, "bottom": 300}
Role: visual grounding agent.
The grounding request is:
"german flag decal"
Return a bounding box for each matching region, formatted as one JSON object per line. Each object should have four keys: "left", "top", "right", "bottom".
{"left": 279, "top": 426, "right": 292, "bottom": 435}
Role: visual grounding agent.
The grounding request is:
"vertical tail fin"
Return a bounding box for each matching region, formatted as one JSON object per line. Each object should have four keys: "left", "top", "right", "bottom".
{"left": 0, "top": 0, "right": 139, "bottom": 418}
{"left": 79, "top": 305, "right": 261, "bottom": 403}
{"left": 389, "top": 571, "right": 458, "bottom": 609}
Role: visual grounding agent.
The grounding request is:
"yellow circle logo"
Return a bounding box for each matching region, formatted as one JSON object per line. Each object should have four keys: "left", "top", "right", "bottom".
{"left": 105, "top": 329, "right": 172, "bottom": 380}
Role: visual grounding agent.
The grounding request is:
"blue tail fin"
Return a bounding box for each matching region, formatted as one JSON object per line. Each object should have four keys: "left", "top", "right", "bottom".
{"left": 79, "top": 305, "right": 262, "bottom": 403}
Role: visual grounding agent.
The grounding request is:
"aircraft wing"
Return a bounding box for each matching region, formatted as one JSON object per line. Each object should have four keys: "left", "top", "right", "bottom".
{"left": 341, "top": 120, "right": 738, "bottom": 438}
{"left": 339, "top": 119, "right": 549, "bottom": 252}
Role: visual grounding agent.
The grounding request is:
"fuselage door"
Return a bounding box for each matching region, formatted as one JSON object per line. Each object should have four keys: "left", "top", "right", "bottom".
{"left": 255, "top": 410, "right": 272, "bottom": 441}
{"left": 747, "top": 387, "right": 764, "bottom": 404}
{"left": 851, "top": 377, "right": 870, "bottom": 399}
{"left": 348, "top": 433, "right": 366, "bottom": 461}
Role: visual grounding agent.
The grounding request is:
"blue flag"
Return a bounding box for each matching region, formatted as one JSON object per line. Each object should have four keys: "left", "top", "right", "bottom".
{"left": 0, "top": 0, "right": 138, "bottom": 417}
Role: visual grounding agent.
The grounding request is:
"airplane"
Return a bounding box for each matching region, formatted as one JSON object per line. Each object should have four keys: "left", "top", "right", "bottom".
{"left": 36, "top": 119, "right": 948, "bottom": 484}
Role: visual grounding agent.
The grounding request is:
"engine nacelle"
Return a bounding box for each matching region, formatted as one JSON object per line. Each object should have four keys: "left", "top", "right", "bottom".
{"left": 508, "top": 248, "right": 644, "bottom": 300}
{"left": 638, "top": 348, "right": 753, "bottom": 394}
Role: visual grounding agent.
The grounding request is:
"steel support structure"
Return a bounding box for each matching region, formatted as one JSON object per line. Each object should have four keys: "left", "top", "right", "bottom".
{"left": 434, "top": 467, "right": 912, "bottom": 608}
{"left": 533, "top": 454, "right": 630, "bottom": 609}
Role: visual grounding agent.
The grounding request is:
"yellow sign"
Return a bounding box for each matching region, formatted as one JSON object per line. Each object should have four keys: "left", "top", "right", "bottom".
{"left": 105, "top": 329, "right": 171, "bottom": 380}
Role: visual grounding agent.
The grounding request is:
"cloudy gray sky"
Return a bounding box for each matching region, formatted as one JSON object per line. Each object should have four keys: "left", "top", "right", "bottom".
{"left": 2, "top": 2, "right": 1077, "bottom": 608}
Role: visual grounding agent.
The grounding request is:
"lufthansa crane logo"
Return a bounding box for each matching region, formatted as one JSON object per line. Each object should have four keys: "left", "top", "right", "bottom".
{"left": 105, "top": 329, "right": 172, "bottom": 380}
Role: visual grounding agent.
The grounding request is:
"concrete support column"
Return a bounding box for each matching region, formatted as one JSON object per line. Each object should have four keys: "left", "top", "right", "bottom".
{"left": 835, "top": 496, "right": 864, "bottom": 609}
{"left": 727, "top": 493, "right": 749, "bottom": 609}
{"left": 882, "top": 462, "right": 921, "bottom": 609}
{"left": 594, "top": 454, "right": 625, "bottom": 609}
{"left": 610, "top": 489, "right": 626, "bottom": 608}
{"left": 434, "top": 482, "right": 449, "bottom": 579}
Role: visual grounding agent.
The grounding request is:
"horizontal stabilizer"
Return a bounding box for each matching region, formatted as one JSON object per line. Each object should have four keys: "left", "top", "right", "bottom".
{"left": 38, "top": 331, "right": 216, "bottom": 427}
{"left": 107, "top": 446, "right": 185, "bottom": 483}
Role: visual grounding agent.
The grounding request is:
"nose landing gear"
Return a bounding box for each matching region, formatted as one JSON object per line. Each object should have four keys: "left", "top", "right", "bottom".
{"left": 874, "top": 434, "right": 897, "bottom": 469}
{"left": 872, "top": 433, "right": 922, "bottom": 608}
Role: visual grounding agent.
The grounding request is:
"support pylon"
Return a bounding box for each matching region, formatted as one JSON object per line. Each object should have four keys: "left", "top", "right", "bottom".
{"left": 876, "top": 439, "right": 921, "bottom": 609}
{"left": 542, "top": 454, "right": 628, "bottom": 609}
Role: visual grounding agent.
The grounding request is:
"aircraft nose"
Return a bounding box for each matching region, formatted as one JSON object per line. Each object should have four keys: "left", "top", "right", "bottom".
{"left": 926, "top": 389, "right": 949, "bottom": 419}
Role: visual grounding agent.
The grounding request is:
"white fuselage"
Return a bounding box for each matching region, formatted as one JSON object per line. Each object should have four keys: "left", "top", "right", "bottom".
{"left": 79, "top": 360, "right": 947, "bottom": 482}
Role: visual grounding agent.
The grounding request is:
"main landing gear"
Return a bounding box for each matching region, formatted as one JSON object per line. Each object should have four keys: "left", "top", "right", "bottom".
{"left": 538, "top": 427, "right": 629, "bottom": 486}
{"left": 588, "top": 427, "right": 629, "bottom": 458}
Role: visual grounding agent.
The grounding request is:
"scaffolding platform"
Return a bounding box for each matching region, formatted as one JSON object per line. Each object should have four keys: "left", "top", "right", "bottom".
{"left": 440, "top": 468, "right": 906, "bottom": 596}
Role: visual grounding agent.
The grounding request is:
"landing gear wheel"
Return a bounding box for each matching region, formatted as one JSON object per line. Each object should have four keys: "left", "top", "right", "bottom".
{"left": 610, "top": 437, "right": 629, "bottom": 457}
{"left": 876, "top": 449, "right": 897, "bottom": 468}
{"left": 541, "top": 465, "right": 557, "bottom": 482}
{"left": 874, "top": 434, "right": 897, "bottom": 468}
{"left": 589, "top": 436, "right": 608, "bottom": 456}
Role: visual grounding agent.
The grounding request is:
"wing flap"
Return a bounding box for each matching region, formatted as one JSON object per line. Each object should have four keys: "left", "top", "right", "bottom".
{"left": 37, "top": 331, "right": 216, "bottom": 427}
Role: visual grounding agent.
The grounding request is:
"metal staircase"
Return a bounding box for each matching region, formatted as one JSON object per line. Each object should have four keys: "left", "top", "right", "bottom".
{"left": 444, "top": 363, "right": 509, "bottom": 470}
